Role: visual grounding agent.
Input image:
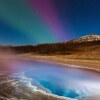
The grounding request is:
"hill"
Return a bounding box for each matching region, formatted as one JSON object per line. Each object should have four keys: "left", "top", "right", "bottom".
{"left": 0, "top": 34, "right": 100, "bottom": 56}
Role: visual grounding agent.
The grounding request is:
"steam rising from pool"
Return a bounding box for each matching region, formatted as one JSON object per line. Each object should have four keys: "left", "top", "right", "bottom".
{"left": 0, "top": 51, "right": 100, "bottom": 99}
{"left": 24, "top": 61, "right": 100, "bottom": 98}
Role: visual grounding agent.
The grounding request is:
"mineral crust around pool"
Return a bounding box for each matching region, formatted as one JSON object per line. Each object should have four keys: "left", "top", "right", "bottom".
{"left": 0, "top": 71, "right": 100, "bottom": 100}
{"left": 0, "top": 71, "right": 76, "bottom": 100}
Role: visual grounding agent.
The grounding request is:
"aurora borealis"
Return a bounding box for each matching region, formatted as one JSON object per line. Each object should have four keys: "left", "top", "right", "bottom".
{"left": 0, "top": 0, "right": 100, "bottom": 45}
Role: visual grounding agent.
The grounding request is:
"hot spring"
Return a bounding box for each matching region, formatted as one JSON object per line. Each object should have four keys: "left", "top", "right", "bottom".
{"left": 1, "top": 58, "right": 100, "bottom": 99}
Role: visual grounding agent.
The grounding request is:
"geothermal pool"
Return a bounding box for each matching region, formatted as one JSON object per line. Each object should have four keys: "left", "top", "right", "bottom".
{"left": 12, "top": 59, "right": 100, "bottom": 98}
{"left": 1, "top": 59, "right": 100, "bottom": 99}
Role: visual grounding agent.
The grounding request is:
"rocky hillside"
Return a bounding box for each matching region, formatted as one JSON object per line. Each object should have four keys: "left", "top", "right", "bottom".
{"left": 0, "top": 34, "right": 100, "bottom": 55}
{"left": 66, "top": 34, "right": 100, "bottom": 43}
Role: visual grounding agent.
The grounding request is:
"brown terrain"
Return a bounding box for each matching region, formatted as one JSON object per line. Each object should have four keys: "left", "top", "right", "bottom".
{"left": 0, "top": 35, "right": 100, "bottom": 71}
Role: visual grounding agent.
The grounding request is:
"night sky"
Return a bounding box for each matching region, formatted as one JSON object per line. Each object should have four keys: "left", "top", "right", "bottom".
{"left": 0, "top": 0, "right": 100, "bottom": 45}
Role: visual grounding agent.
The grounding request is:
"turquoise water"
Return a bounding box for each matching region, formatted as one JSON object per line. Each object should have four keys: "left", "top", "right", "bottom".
{"left": 13, "top": 60, "right": 100, "bottom": 98}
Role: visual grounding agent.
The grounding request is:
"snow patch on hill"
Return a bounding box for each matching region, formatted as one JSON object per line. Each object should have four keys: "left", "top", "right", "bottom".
{"left": 66, "top": 34, "right": 100, "bottom": 43}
